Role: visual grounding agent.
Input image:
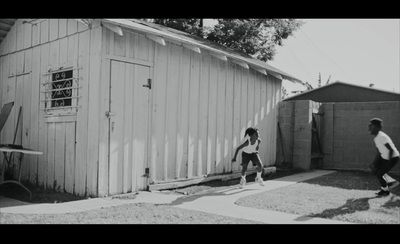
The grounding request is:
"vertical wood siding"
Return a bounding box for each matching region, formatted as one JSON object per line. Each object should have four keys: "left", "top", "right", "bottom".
{"left": 150, "top": 41, "right": 281, "bottom": 184}
{"left": 0, "top": 19, "right": 101, "bottom": 197}
{"left": 1, "top": 20, "right": 282, "bottom": 197}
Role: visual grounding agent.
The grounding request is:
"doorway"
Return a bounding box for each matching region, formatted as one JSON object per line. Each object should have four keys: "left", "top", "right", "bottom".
{"left": 108, "top": 60, "right": 151, "bottom": 194}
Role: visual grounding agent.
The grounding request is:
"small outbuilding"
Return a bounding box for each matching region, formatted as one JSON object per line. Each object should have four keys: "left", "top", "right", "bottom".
{"left": 0, "top": 19, "right": 301, "bottom": 197}
{"left": 284, "top": 81, "right": 400, "bottom": 102}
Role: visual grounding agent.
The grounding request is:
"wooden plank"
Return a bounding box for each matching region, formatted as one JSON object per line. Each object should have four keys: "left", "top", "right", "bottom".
{"left": 58, "top": 19, "right": 67, "bottom": 38}
{"left": 132, "top": 64, "right": 150, "bottom": 191}
{"left": 64, "top": 122, "right": 75, "bottom": 194}
{"left": 49, "top": 19, "right": 59, "bottom": 42}
{"left": 29, "top": 46, "right": 40, "bottom": 185}
{"left": 16, "top": 51, "right": 24, "bottom": 75}
{"left": 97, "top": 30, "right": 111, "bottom": 196}
{"left": 231, "top": 64, "right": 241, "bottom": 172}
{"left": 207, "top": 56, "right": 218, "bottom": 175}
{"left": 22, "top": 49, "right": 32, "bottom": 181}
{"left": 176, "top": 47, "right": 190, "bottom": 179}
{"left": 23, "top": 19, "right": 32, "bottom": 49}
{"left": 67, "top": 19, "right": 77, "bottom": 36}
{"left": 109, "top": 61, "right": 125, "bottom": 195}
{"left": 150, "top": 43, "right": 168, "bottom": 182}
{"left": 74, "top": 30, "right": 90, "bottom": 196}
{"left": 8, "top": 21, "right": 16, "bottom": 53}
{"left": 254, "top": 73, "right": 261, "bottom": 128}
{"left": 59, "top": 37, "right": 68, "bottom": 65}
{"left": 113, "top": 31, "right": 126, "bottom": 57}
{"left": 165, "top": 44, "right": 180, "bottom": 180}
{"left": 198, "top": 53, "right": 210, "bottom": 176}
{"left": 247, "top": 70, "right": 255, "bottom": 131}
{"left": 137, "top": 34, "right": 150, "bottom": 61}
{"left": 49, "top": 39, "right": 59, "bottom": 69}
{"left": 86, "top": 26, "right": 102, "bottom": 197}
{"left": 187, "top": 51, "right": 201, "bottom": 178}
{"left": 40, "top": 20, "right": 49, "bottom": 44}
{"left": 145, "top": 34, "right": 165, "bottom": 46}
{"left": 215, "top": 60, "right": 226, "bottom": 174}
{"left": 31, "top": 21, "right": 39, "bottom": 47}
{"left": 123, "top": 62, "right": 133, "bottom": 193}
{"left": 240, "top": 67, "right": 248, "bottom": 138}
{"left": 149, "top": 167, "right": 276, "bottom": 191}
{"left": 46, "top": 122, "right": 55, "bottom": 188}
{"left": 54, "top": 122, "right": 65, "bottom": 190}
{"left": 16, "top": 20, "right": 24, "bottom": 51}
{"left": 259, "top": 77, "right": 267, "bottom": 163}
{"left": 224, "top": 62, "right": 234, "bottom": 173}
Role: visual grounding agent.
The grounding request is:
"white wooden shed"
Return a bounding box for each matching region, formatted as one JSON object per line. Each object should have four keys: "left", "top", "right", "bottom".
{"left": 0, "top": 19, "right": 301, "bottom": 197}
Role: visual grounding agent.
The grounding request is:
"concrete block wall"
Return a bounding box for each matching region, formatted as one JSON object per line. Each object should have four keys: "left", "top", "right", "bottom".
{"left": 278, "top": 100, "right": 400, "bottom": 175}
{"left": 278, "top": 100, "right": 320, "bottom": 170}
{"left": 321, "top": 101, "right": 400, "bottom": 175}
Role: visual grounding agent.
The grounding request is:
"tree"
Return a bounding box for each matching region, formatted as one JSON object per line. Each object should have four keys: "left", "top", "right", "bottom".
{"left": 150, "top": 18, "right": 304, "bottom": 62}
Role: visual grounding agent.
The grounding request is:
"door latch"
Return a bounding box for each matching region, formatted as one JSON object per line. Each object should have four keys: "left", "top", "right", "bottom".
{"left": 143, "top": 78, "right": 152, "bottom": 89}
{"left": 105, "top": 111, "right": 116, "bottom": 118}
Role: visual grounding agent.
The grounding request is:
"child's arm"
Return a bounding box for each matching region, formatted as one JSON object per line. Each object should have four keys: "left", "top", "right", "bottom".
{"left": 255, "top": 138, "right": 262, "bottom": 151}
{"left": 232, "top": 140, "right": 249, "bottom": 162}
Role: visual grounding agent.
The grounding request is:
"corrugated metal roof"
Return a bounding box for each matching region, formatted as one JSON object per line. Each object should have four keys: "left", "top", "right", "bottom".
{"left": 102, "top": 19, "right": 302, "bottom": 84}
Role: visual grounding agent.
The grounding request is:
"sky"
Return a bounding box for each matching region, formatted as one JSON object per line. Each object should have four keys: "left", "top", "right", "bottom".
{"left": 266, "top": 19, "right": 400, "bottom": 95}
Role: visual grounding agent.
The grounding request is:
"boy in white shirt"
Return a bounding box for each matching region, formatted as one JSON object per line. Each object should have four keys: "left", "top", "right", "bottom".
{"left": 368, "top": 118, "right": 399, "bottom": 196}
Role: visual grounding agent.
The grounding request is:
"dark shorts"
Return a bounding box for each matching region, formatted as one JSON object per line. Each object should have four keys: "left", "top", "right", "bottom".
{"left": 241, "top": 151, "right": 261, "bottom": 166}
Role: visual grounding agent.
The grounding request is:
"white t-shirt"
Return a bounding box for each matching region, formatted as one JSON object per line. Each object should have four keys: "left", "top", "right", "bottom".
{"left": 374, "top": 131, "right": 399, "bottom": 160}
{"left": 242, "top": 136, "right": 259, "bottom": 154}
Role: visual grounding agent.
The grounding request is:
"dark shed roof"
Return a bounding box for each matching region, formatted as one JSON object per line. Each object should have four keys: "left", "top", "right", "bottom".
{"left": 284, "top": 81, "right": 400, "bottom": 102}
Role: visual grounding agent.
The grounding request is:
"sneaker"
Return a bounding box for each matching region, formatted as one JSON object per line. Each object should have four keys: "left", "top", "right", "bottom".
{"left": 256, "top": 177, "right": 265, "bottom": 186}
{"left": 375, "top": 190, "right": 390, "bottom": 197}
{"left": 388, "top": 181, "right": 399, "bottom": 191}
{"left": 239, "top": 178, "right": 246, "bottom": 189}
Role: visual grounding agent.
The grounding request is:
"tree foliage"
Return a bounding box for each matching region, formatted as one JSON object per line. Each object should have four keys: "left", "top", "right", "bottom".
{"left": 150, "top": 18, "right": 304, "bottom": 62}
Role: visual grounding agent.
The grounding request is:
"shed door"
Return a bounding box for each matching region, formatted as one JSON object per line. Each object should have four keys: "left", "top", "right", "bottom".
{"left": 108, "top": 60, "right": 151, "bottom": 194}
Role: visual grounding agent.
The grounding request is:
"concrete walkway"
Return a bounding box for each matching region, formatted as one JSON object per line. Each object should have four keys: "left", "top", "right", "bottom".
{"left": 0, "top": 169, "right": 352, "bottom": 224}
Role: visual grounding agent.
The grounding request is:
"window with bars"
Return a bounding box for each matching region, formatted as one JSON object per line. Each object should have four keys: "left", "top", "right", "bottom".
{"left": 43, "top": 66, "right": 80, "bottom": 116}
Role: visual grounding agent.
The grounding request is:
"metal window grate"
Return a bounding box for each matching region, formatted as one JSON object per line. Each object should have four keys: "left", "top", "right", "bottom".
{"left": 42, "top": 67, "right": 81, "bottom": 115}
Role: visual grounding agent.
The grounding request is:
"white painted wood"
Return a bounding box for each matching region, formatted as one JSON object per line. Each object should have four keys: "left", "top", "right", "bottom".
{"left": 230, "top": 58, "right": 249, "bottom": 69}
{"left": 54, "top": 122, "right": 65, "bottom": 190}
{"left": 103, "top": 22, "right": 123, "bottom": 36}
{"left": 215, "top": 59, "right": 226, "bottom": 174}
{"left": 146, "top": 34, "right": 165, "bottom": 46}
{"left": 46, "top": 122, "right": 55, "bottom": 188}
{"left": 187, "top": 51, "right": 201, "bottom": 178}
{"left": 224, "top": 62, "right": 234, "bottom": 173}
{"left": 16, "top": 20, "right": 24, "bottom": 52}
{"left": 74, "top": 30, "right": 90, "bottom": 196}
{"left": 151, "top": 43, "right": 168, "bottom": 182}
{"left": 207, "top": 56, "right": 218, "bottom": 175}
{"left": 86, "top": 26, "right": 102, "bottom": 197}
{"left": 165, "top": 44, "right": 180, "bottom": 180}
{"left": 58, "top": 19, "right": 67, "bottom": 39}
{"left": 210, "top": 52, "right": 227, "bottom": 61}
{"left": 64, "top": 122, "right": 75, "bottom": 194}
{"left": 198, "top": 53, "right": 210, "bottom": 176}
{"left": 49, "top": 19, "right": 58, "bottom": 42}
{"left": 22, "top": 49, "right": 32, "bottom": 181}
{"left": 23, "top": 19, "right": 32, "bottom": 49}
{"left": 40, "top": 20, "right": 48, "bottom": 45}
{"left": 182, "top": 43, "right": 201, "bottom": 54}
{"left": 176, "top": 47, "right": 190, "bottom": 179}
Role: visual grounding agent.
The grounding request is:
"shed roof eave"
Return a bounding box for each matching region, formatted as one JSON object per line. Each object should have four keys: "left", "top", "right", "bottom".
{"left": 101, "top": 19, "right": 303, "bottom": 84}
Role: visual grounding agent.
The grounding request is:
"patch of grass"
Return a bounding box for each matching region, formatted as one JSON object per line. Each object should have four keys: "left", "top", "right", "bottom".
{"left": 235, "top": 170, "right": 400, "bottom": 224}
